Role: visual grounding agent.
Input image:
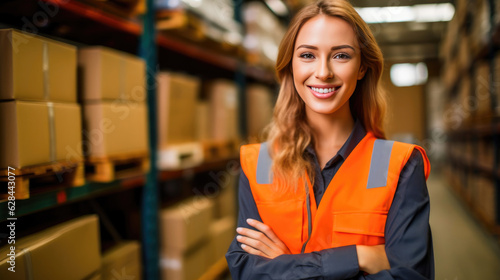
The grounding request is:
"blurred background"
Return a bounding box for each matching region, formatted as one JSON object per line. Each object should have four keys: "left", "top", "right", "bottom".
{"left": 0, "top": 0, "right": 499, "bottom": 279}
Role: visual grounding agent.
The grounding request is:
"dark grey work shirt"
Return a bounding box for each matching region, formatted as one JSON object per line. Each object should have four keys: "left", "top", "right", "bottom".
{"left": 225, "top": 121, "right": 435, "bottom": 280}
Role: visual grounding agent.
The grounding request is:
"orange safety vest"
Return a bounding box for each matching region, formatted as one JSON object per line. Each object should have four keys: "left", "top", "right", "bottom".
{"left": 240, "top": 132, "right": 430, "bottom": 254}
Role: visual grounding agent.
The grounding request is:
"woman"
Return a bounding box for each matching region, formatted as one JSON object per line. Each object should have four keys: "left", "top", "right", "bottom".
{"left": 226, "top": 0, "right": 434, "bottom": 279}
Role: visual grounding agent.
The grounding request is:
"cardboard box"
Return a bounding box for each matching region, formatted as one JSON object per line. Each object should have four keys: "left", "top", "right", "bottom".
{"left": 206, "top": 79, "right": 239, "bottom": 141}
{"left": 470, "top": 0, "right": 491, "bottom": 56}
{"left": 0, "top": 215, "right": 100, "bottom": 280}
{"left": 209, "top": 216, "right": 236, "bottom": 262}
{"left": 246, "top": 84, "right": 273, "bottom": 140}
{"left": 79, "top": 47, "right": 146, "bottom": 102}
{"left": 159, "top": 197, "right": 214, "bottom": 252}
{"left": 157, "top": 72, "right": 200, "bottom": 147}
{"left": 102, "top": 241, "right": 142, "bottom": 280}
{"left": 160, "top": 242, "right": 210, "bottom": 280}
{"left": 0, "top": 101, "right": 83, "bottom": 169}
{"left": 82, "top": 101, "right": 149, "bottom": 158}
{"left": 214, "top": 173, "right": 237, "bottom": 219}
{"left": 196, "top": 101, "right": 211, "bottom": 141}
{"left": 0, "top": 29, "right": 76, "bottom": 102}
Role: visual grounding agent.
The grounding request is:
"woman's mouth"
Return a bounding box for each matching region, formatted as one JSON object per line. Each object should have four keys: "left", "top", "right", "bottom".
{"left": 308, "top": 86, "right": 340, "bottom": 99}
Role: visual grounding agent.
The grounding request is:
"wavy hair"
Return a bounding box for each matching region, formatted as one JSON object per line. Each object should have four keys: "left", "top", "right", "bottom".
{"left": 265, "top": 0, "right": 387, "bottom": 188}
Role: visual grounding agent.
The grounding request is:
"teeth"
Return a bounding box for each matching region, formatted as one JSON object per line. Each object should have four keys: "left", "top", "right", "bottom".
{"left": 311, "top": 87, "right": 336, "bottom": 93}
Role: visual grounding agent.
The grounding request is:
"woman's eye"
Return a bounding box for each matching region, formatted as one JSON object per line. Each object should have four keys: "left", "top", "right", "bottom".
{"left": 334, "top": 53, "right": 351, "bottom": 60}
{"left": 299, "top": 53, "right": 315, "bottom": 59}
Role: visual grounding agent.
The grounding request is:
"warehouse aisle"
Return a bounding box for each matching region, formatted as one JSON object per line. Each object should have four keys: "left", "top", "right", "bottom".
{"left": 429, "top": 171, "right": 500, "bottom": 280}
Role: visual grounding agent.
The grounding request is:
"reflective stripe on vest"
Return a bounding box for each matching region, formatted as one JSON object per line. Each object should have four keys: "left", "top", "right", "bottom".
{"left": 241, "top": 132, "right": 431, "bottom": 254}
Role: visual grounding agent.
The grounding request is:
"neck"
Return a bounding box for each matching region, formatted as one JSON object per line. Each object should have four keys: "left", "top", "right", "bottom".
{"left": 306, "top": 103, "right": 355, "bottom": 150}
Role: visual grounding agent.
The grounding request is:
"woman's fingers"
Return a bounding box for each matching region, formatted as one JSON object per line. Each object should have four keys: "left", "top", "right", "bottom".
{"left": 245, "top": 218, "right": 285, "bottom": 246}
{"left": 240, "top": 243, "right": 267, "bottom": 258}
{"left": 237, "top": 227, "right": 275, "bottom": 250}
{"left": 236, "top": 234, "right": 273, "bottom": 257}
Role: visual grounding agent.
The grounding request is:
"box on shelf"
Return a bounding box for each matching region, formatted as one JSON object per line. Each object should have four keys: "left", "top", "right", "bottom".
{"left": 209, "top": 216, "right": 236, "bottom": 263}
{"left": 102, "top": 241, "right": 142, "bottom": 280}
{"left": 0, "top": 29, "right": 76, "bottom": 102}
{"left": 214, "top": 173, "right": 237, "bottom": 219}
{"left": 0, "top": 215, "right": 100, "bottom": 280}
{"left": 474, "top": 61, "right": 491, "bottom": 121}
{"left": 196, "top": 101, "right": 211, "bottom": 141}
{"left": 159, "top": 196, "right": 215, "bottom": 252}
{"left": 206, "top": 79, "right": 239, "bottom": 141}
{"left": 160, "top": 241, "right": 210, "bottom": 280}
{"left": 157, "top": 72, "right": 200, "bottom": 147}
{"left": 0, "top": 101, "right": 83, "bottom": 169}
{"left": 82, "top": 101, "right": 149, "bottom": 158}
{"left": 477, "top": 176, "right": 496, "bottom": 225}
{"left": 458, "top": 76, "right": 472, "bottom": 127}
{"left": 246, "top": 84, "right": 274, "bottom": 141}
{"left": 79, "top": 46, "right": 146, "bottom": 102}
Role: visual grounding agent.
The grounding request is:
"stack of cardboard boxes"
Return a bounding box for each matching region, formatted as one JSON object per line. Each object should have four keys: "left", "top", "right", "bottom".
{"left": 0, "top": 29, "right": 84, "bottom": 198}
{"left": 78, "top": 46, "right": 149, "bottom": 161}
{"left": 0, "top": 215, "right": 143, "bottom": 280}
{"left": 160, "top": 174, "right": 237, "bottom": 280}
{"left": 0, "top": 215, "right": 101, "bottom": 280}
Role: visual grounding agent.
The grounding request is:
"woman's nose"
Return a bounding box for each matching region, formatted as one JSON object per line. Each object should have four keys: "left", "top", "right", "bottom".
{"left": 315, "top": 59, "right": 334, "bottom": 80}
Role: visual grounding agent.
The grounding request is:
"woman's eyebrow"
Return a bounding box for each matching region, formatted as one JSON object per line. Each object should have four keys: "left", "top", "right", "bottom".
{"left": 296, "top": 44, "right": 356, "bottom": 51}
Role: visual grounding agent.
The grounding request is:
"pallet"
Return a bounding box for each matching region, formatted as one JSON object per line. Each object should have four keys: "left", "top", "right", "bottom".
{"left": 85, "top": 152, "right": 150, "bottom": 182}
{"left": 202, "top": 139, "right": 239, "bottom": 161}
{"left": 0, "top": 161, "right": 85, "bottom": 200}
{"left": 158, "top": 142, "right": 204, "bottom": 170}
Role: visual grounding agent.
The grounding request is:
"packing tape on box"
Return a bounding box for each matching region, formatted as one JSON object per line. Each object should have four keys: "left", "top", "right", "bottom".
{"left": 47, "top": 102, "right": 56, "bottom": 162}
{"left": 43, "top": 41, "right": 50, "bottom": 100}
{"left": 21, "top": 248, "right": 34, "bottom": 280}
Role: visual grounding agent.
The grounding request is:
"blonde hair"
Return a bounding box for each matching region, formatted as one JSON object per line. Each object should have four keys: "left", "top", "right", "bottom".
{"left": 265, "top": 0, "right": 387, "bottom": 188}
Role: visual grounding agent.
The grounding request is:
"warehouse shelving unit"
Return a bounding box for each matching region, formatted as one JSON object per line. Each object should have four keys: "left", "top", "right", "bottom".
{"left": 0, "top": 0, "right": 278, "bottom": 279}
{"left": 442, "top": 0, "right": 500, "bottom": 243}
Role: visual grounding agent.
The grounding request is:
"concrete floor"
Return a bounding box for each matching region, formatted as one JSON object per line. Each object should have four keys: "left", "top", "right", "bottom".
{"left": 429, "top": 171, "right": 500, "bottom": 280}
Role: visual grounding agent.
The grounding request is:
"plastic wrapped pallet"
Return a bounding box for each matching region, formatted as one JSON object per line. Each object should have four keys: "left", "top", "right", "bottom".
{"left": 246, "top": 84, "right": 274, "bottom": 141}
{"left": 157, "top": 72, "right": 200, "bottom": 146}
{"left": 0, "top": 101, "right": 83, "bottom": 168}
{"left": 206, "top": 79, "right": 239, "bottom": 141}
{"left": 101, "top": 241, "right": 142, "bottom": 280}
{"left": 79, "top": 46, "right": 146, "bottom": 102}
{"left": 82, "top": 101, "right": 149, "bottom": 158}
{"left": 242, "top": 1, "right": 286, "bottom": 68}
{"left": 0, "top": 215, "right": 101, "bottom": 280}
{"left": 0, "top": 29, "right": 76, "bottom": 102}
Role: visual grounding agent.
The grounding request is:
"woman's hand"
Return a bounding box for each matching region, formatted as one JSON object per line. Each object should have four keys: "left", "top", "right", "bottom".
{"left": 236, "top": 218, "right": 291, "bottom": 259}
{"left": 356, "top": 244, "right": 390, "bottom": 274}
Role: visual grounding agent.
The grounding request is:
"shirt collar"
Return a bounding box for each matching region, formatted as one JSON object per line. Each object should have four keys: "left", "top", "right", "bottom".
{"left": 305, "top": 119, "right": 367, "bottom": 162}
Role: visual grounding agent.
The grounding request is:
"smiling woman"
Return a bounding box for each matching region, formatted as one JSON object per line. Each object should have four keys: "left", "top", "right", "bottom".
{"left": 225, "top": 0, "right": 434, "bottom": 279}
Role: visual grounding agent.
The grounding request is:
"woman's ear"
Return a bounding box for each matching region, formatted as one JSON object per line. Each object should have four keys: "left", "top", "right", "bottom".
{"left": 357, "top": 65, "right": 367, "bottom": 80}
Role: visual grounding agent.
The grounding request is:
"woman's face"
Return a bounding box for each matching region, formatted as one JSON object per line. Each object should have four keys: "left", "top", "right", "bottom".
{"left": 292, "top": 15, "right": 365, "bottom": 117}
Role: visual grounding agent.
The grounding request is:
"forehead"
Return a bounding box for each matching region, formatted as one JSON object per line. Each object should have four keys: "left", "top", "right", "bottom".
{"left": 294, "top": 15, "right": 359, "bottom": 49}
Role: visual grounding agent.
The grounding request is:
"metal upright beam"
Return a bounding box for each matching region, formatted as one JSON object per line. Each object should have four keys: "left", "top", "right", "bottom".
{"left": 139, "top": 0, "right": 160, "bottom": 279}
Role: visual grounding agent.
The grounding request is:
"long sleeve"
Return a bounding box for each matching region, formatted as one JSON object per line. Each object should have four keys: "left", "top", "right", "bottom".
{"left": 354, "top": 149, "right": 434, "bottom": 280}
{"left": 226, "top": 149, "right": 434, "bottom": 280}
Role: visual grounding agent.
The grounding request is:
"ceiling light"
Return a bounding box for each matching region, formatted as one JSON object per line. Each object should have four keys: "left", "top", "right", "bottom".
{"left": 355, "top": 3, "right": 455, "bottom": 24}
